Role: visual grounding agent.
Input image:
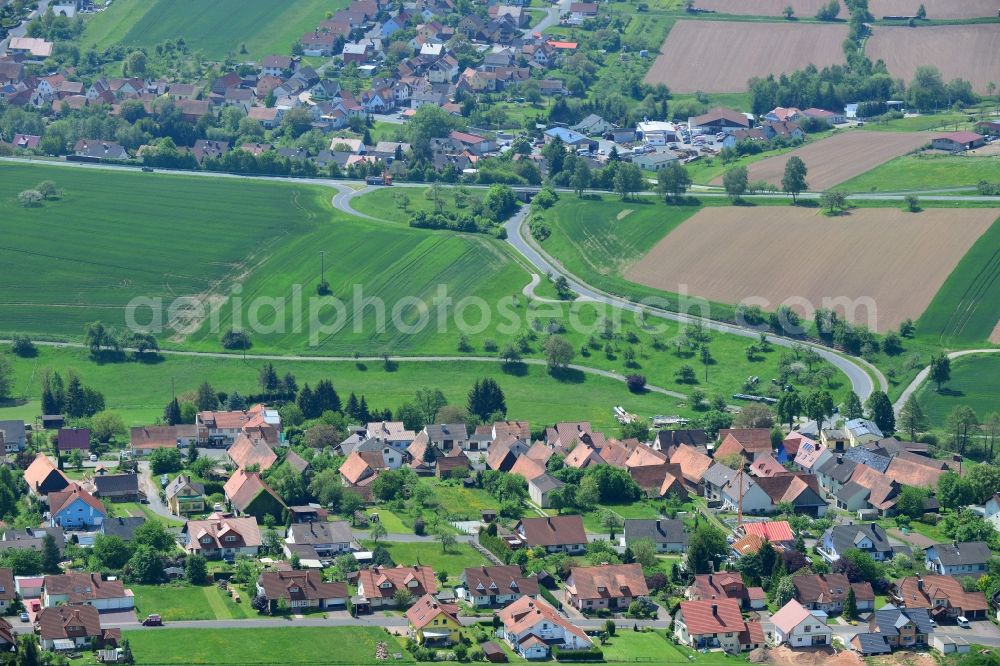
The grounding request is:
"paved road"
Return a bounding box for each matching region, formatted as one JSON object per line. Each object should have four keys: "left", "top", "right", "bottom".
{"left": 532, "top": 0, "right": 572, "bottom": 34}
{"left": 893, "top": 348, "right": 1000, "bottom": 416}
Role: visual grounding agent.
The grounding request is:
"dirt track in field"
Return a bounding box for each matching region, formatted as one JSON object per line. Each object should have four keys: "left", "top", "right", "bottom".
{"left": 643, "top": 20, "right": 847, "bottom": 93}
{"left": 867, "top": 25, "right": 1000, "bottom": 94}
{"left": 624, "top": 207, "right": 999, "bottom": 332}
{"left": 869, "top": 0, "right": 1000, "bottom": 19}
{"left": 709, "top": 131, "right": 930, "bottom": 190}
{"left": 693, "top": 0, "right": 846, "bottom": 16}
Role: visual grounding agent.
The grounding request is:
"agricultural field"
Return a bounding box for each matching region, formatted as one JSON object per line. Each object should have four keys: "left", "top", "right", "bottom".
{"left": 866, "top": 25, "right": 1000, "bottom": 94}
{"left": 692, "top": 0, "right": 845, "bottom": 17}
{"left": 711, "top": 130, "right": 931, "bottom": 190}
{"left": 869, "top": 0, "right": 1000, "bottom": 19}
{"left": 124, "top": 627, "right": 412, "bottom": 665}
{"left": 836, "top": 154, "right": 1000, "bottom": 192}
{"left": 0, "top": 346, "right": 685, "bottom": 431}
{"left": 624, "top": 206, "right": 1000, "bottom": 332}
{"left": 643, "top": 20, "right": 847, "bottom": 92}
{"left": 917, "top": 215, "right": 1000, "bottom": 345}
{"left": 80, "top": 0, "right": 344, "bottom": 61}
{"left": 915, "top": 354, "right": 1000, "bottom": 429}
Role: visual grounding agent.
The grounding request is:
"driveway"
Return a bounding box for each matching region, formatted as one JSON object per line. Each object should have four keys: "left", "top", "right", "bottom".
{"left": 137, "top": 462, "right": 177, "bottom": 521}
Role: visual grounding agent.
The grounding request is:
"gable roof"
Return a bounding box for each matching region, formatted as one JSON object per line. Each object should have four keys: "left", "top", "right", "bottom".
{"left": 826, "top": 523, "right": 892, "bottom": 557}
{"left": 185, "top": 516, "right": 262, "bottom": 550}
{"left": 49, "top": 484, "right": 107, "bottom": 518}
{"left": 691, "top": 107, "right": 750, "bottom": 128}
{"left": 462, "top": 565, "right": 539, "bottom": 598}
{"left": 567, "top": 563, "right": 648, "bottom": 601}
{"left": 771, "top": 599, "right": 814, "bottom": 633}
{"left": 358, "top": 565, "right": 437, "bottom": 600}
{"left": 23, "top": 454, "right": 69, "bottom": 493}
{"left": 165, "top": 475, "right": 205, "bottom": 500}
{"left": 717, "top": 429, "right": 772, "bottom": 456}
{"left": 499, "top": 596, "right": 589, "bottom": 643}
{"left": 224, "top": 470, "right": 285, "bottom": 512}
{"left": 101, "top": 516, "right": 145, "bottom": 541}
{"left": 37, "top": 605, "right": 101, "bottom": 640}
{"left": 669, "top": 444, "right": 712, "bottom": 485}
{"left": 629, "top": 463, "right": 684, "bottom": 494}
{"left": 928, "top": 541, "right": 991, "bottom": 566}
{"left": 894, "top": 575, "right": 988, "bottom": 614}
{"left": 287, "top": 520, "right": 353, "bottom": 545}
{"left": 57, "top": 428, "right": 90, "bottom": 451}
{"left": 528, "top": 473, "right": 564, "bottom": 494}
{"left": 509, "top": 455, "right": 547, "bottom": 482}
{"left": 564, "top": 442, "right": 604, "bottom": 469}
{"left": 871, "top": 604, "right": 934, "bottom": 635}
{"left": 623, "top": 519, "right": 686, "bottom": 545}
{"left": 793, "top": 574, "right": 874, "bottom": 604}
{"left": 884, "top": 456, "right": 947, "bottom": 488}
{"left": 228, "top": 433, "right": 278, "bottom": 471}
{"left": 515, "top": 516, "right": 586, "bottom": 547}
{"left": 258, "top": 569, "right": 347, "bottom": 602}
{"left": 742, "top": 521, "right": 793, "bottom": 543}
{"left": 678, "top": 598, "right": 745, "bottom": 635}
{"left": 406, "top": 593, "right": 460, "bottom": 630}
{"left": 754, "top": 473, "right": 824, "bottom": 506}
{"left": 43, "top": 572, "right": 126, "bottom": 602}
{"left": 690, "top": 572, "right": 747, "bottom": 601}
{"left": 93, "top": 473, "right": 140, "bottom": 495}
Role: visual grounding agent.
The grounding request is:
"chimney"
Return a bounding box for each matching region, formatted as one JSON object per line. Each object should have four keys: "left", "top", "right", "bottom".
{"left": 917, "top": 578, "right": 924, "bottom": 591}
{"left": 656, "top": 520, "right": 662, "bottom": 533}
{"left": 711, "top": 603, "right": 719, "bottom": 617}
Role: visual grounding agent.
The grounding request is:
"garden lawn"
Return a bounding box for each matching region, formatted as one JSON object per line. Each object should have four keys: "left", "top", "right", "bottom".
{"left": 124, "top": 626, "right": 412, "bottom": 664}
{"left": 915, "top": 355, "right": 1000, "bottom": 437}
{"left": 362, "top": 540, "right": 487, "bottom": 579}
{"left": 0, "top": 346, "right": 683, "bottom": 432}
{"left": 81, "top": 0, "right": 346, "bottom": 60}
{"left": 131, "top": 584, "right": 255, "bottom": 621}
{"left": 601, "top": 630, "right": 687, "bottom": 663}
{"left": 836, "top": 154, "right": 1000, "bottom": 193}
{"left": 858, "top": 112, "right": 978, "bottom": 133}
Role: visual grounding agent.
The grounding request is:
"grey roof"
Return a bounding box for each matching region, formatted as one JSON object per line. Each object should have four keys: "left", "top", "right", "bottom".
{"left": 872, "top": 605, "right": 934, "bottom": 636}
{"left": 355, "top": 437, "right": 392, "bottom": 453}
{"left": 425, "top": 423, "right": 468, "bottom": 441}
{"left": 854, "top": 632, "right": 892, "bottom": 654}
{"left": 0, "top": 420, "right": 26, "bottom": 441}
{"left": 623, "top": 519, "right": 687, "bottom": 545}
{"left": 817, "top": 456, "right": 857, "bottom": 483}
{"left": 288, "top": 520, "right": 353, "bottom": 546}
{"left": 929, "top": 541, "right": 991, "bottom": 566}
{"left": 93, "top": 473, "right": 140, "bottom": 494}
{"left": 835, "top": 481, "right": 869, "bottom": 502}
{"left": 165, "top": 475, "right": 204, "bottom": 500}
{"left": 529, "top": 473, "right": 564, "bottom": 493}
{"left": 826, "top": 523, "right": 892, "bottom": 557}
{"left": 702, "top": 463, "right": 737, "bottom": 488}
{"left": 101, "top": 516, "right": 145, "bottom": 541}
{"left": 842, "top": 446, "right": 891, "bottom": 473}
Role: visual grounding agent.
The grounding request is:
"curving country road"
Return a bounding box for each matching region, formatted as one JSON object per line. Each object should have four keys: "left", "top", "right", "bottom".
{"left": 893, "top": 348, "right": 1000, "bottom": 416}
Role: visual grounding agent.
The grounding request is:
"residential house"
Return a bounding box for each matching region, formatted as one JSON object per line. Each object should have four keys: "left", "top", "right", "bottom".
{"left": 436, "top": 454, "right": 470, "bottom": 479}
{"left": 621, "top": 519, "right": 687, "bottom": 553}
{"left": 569, "top": 2, "right": 598, "bottom": 18}
{"left": 356, "top": 566, "right": 437, "bottom": 608}
{"left": 764, "top": 107, "right": 802, "bottom": 123}
{"left": 794, "top": 438, "right": 831, "bottom": 473}
{"left": 816, "top": 456, "right": 858, "bottom": 495}
{"left": 11, "top": 134, "right": 40, "bottom": 151}
{"left": 673, "top": 598, "right": 765, "bottom": 653}
{"left": 449, "top": 130, "right": 494, "bottom": 155}
{"left": 196, "top": 410, "right": 252, "bottom": 446}
{"left": 527, "top": 474, "right": 564, "bottom": 509}
{"left": 570, "top": 114, "right": 614, "bottom": 136}
{"left": 48, "top": 485, "right": 107, "bottom": 530}
{"left": 342, "top": 40, "right": 377, "bottom": 65}
{"left": 985, "top": 494, "right": 1000, "bottom": 531}
{"left": 73, "top": 140, "right": 127, "bottom": 160}
{"left": 508, "top": 455, "right": 547, "bottom": 483}
{"left": 513, "top": 516, "right": 587, "bottom": 554}
{"left": 793, "top": 574, "right": 875, "bottom": 613}
{"left": 129, "top": 425, "right": 197, "bottom": 456}
{"left": 0, "top": 527, "right": 65, "bottom": 555}
{"left": 249, "top": 106, "right": 282, "bottom": 129}
{"left": 720, "top": 470, "right": 774, "bottom": 515}
{"left": 925, "top": 542, "right": 991, "bottom": 576}
{"left": 168, "top": 83, "right": 197, "bottom": 101}
{"left": 852, "top": 605, "right": 933, "bottom": 654}
{"left": 23, "top": 455, "right": 70, "bottom": 499}
{"left": 845, "top": 419, "right": 884, "bottom": 446}
{"left": 771, "top": 599, "right": 832, "bottom": 647}
{"left": 498, "top": 596, "right": 592, "bottom": 660}
{"left": 564, "top": 442, "right": 604, "bottom": 469}
{"left": 931, "top": 132, "right": 985, "bottom": 152}
{"left": 669, "top": 444, "right": 713, "bottom": 492}
{"left": 223, "top": 470, "right": 286, "bottom": 522}
{"left": 366, "top": 421, "right": 416, "bottom": 451}
{"left": 256, "top": 570, "right": 347, "bottom": 612}
{"left": 702, "top": 463, "right": 737, "bottom": 502}
{"left": 340, "top": 450, "right": 388, "bottom": 488}
{"left": 566, "top": 563, "right": 649, "bottom": 613}
{"left": 284, "top": 521, "right": 354, "bottom": 560}
{"left": 820, "top": 523, "right": 893, "bottom": 562}
{"left": 544, "top": 422, "right": 606, "bottom": 452}
{"left": 688, "top": 572, "right": 766, "bottom": 610}
{"left": 100, "top": 517, "right": 145, "bottom": 543}
{"left": 0, "top": 421, "right": 26, "bottom": 453}
{"left": 227, "top": 433, "right": 278, "bottom": 472}
{"left": 184, "top": 515, "right": 262, "bottom": 559}
{"left": 0, "top": 569, "right": 15, "bottom": 613}
{"left": 165, "top": 475, "right": 206, "bottom": 516}
{"left": 543, "top": 127, "right": 594, "bottom": 151}
{"left": 191, "top": 139, "right": 230, "bottom": 164}
{"left": 7, "top": 37, "right": 53, "bottom": 61}
{"left": 406, "top": 594, "right": 461, "bottom": 645}
{"left": 352, "top": 438, "right": 404, "bottom": 469}
{"left": 628, "top": 463, "right": 687, "bottom": 500}
{"left": 749, "top": 453, "right": 786, "bottom": 478}
{"left": 891, "top": 575, "right": 989, "bottom": 620}
{"left": 424, "top": 423, "right": 470, "bottom": 453}
{"left": 458, "top": 565, "right": 538, "bottom": 608}
{"left": 42, "top": 572, "right": 133, "bottom": 610}
{"left": 93, "top": 473, "right": 141, "bottom": 502}
{"left": 716, "top": 429, "right": 773, "bottom": 462}
{"left": 260, "top": 55, "right": 297, "bottom": 78}
{"left": 36, "top": 605, "right": 111, "bottom": 651}
{"left": 57, "top": 428, "right": 90, "bottom": 453}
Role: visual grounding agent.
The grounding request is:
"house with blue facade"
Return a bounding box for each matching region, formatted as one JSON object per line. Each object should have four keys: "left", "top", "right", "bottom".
{"left": 48, "top": 485, "right": 107, "bottom": 530}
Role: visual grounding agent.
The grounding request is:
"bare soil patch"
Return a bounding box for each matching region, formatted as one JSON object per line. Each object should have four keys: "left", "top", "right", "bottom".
{"left": 643, "top": 20, "right": 847, "bottom": 93}
{"left": 694, "top": 0, "right": 846, "bottom": 16}
{"left": 869, "top": 0, "right": 1000, "bottom": 19}
{"left": 616, "top": 209, "right": 635, "bottom": 220}
{"left": 867, "top": 25, "right": 1000, "bottom": 94}
{"left": 989, "top": 319, "right": 1000, "bottom": 344}
{"left": 710, "top": 131, "right": 930, "bottom": 190}
{"left": 624, "top": 206, "right": 999, "bottom": 331}
{"left": 766, "top": 646, "right": 863, "bottom": 666}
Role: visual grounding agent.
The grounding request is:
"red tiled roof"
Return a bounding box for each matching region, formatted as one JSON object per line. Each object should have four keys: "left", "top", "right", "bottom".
{"left": 678, "top": 598, "right": 745, "bottom": 635}
{"left": 742, "top": 521, "right": 793, "bottom": 543}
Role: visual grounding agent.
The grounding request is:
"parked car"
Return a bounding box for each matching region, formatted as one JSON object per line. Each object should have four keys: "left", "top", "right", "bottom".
{"left": 957, "top": 616, "right": 970, "bottom": 628}
{"left": 89, "top": 454, "right": 98, "bottom": 462}
{"left": 142, "top": 614, "right": 163, "bottom": 627}
{"left": 19, "top": 612, "right": 28, "bottom": 623}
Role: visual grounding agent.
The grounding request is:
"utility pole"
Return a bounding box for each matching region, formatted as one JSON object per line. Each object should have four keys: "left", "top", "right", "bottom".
{"left": 320, "top": 250, "right": 326, "bottom": 285}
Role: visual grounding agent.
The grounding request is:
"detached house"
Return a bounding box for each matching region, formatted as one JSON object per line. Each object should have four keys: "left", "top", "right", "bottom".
{"left": 622, "top": 519, "right": 687, "bottom": 553}
{"left": 223, "top": 470, "right": 286, "bottom": 522}
{"left": 356, "top": 565, "right": 437, "bottom": 609}
{"left": 406, "top": 594, "right": 461, "bottom": 646}
{"left": 513, "top": 516, "right": 587, "bottom": 554}
{"left": 771, "top": 599, "right": 832, "bottom": 647}
{"left": 924, "top": 542, "right": 991, "bottom": 576}
{"left": 793, "top": 574, "right": 874, "bottom": 614}
{"left": 852, "top": 605, "right": 933, "bottom": 655}
{"left": 820, "top": 523, "right": 893, "bottom": 562}
{"left": 284, "top": 520, "right": 354, "bottom": 560}
{"left": 715, "top": 429, "right": 772, "bottom": 462}
{"left": 424, "top": 423, "right": 470, "bottom": 452}
{"left": 256, "top": 570, "right": 347, "bottom": 612}
{"left": 42, "top": 572, "right": 133, "bottom": 611}
{"left": 36, "top": 605, "right": 114, "bottom": 651}
{"left": 48, "top": 485, "right": 107, "bottom": 530}
{"left": 673, "top": 598, "right": 765, "bottom": 653}
{"left": 24, "top": 454, "right": 70, "bottom": 499}
{"left": 891, "top": 575, "right": 989, "bottom": 621}
{"left": 0, "top": 421, "right": 26, "bottom": 453}
{"left": 184, "top": 515, "right": 262, "bottom": 559}
{"left": 565, "top": 563, "right": 649, "bottom": 613}
{"left": 165, "top": 475, "right": 205, "bottom": 516}
{"left": 458, "top": 565, "right": 538, "bottom": 608}
{"left": 498, "top": 596, "right": 592, "bottom": 660}
{"left": 57, "top": 428, "right": 90, "bottom": 453}
{"left": 688, "top": 572, "right": 765, "bottom": 610}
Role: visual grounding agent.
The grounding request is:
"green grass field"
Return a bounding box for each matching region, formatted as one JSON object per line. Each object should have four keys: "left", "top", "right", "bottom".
{"left": 915, "top": 353, "right": 1000, "bottom": 426}
{"left": 917, "top": 214, "right": 1000, "bottom": 346}
{"left": 858, "top": 113, "right": 980, "bottom": 133}
{"left": 124, "top": 626, "right": 412, "bottom": 664}
{"left": 81, "top": 0, "right": 345, "bottom": 60}
{"left": 131, "top": 583, "right": 256, "bottom": 621}
{"left": 0, "top": 345, "right": 682, "bottom": 430}
{"left": 350, "top": 187, "right": 486, "bottom": 226}
{"left": 362, "top": 540, "right": 487, "bottom": 580}
{"left": 837, "top": 154, "right": 1000, "bottom": 193}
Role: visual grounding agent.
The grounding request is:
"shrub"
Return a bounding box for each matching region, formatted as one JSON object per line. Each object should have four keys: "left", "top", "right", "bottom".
{"left": 10, "top": 334, "right": 36, "bottom": 357}
{"left": 220, "top": 328, "right": 251, "bottom": 350}
{"left": 553, "top": 646, "right": 604, "bottom": 661}
{"left": 625, "top": 374, "right": 646, "bottom": 392}
{"left": 17, "top": 189, "right": 43, "bottom": 207}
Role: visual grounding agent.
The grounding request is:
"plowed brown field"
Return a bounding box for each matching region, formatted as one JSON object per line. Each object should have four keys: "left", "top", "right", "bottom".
{"left": 870, "top": 0, "right": 1000, "bottom": 19}
{"left": 867, "top": 25, "right": 1000, "bottom": 94}
{"left": 624, "top": 207, "right": 1000, "bottom": 331}
{"left": 710, "top": 131, "right": 930, "bottom": 190}
{"left": 643, "top": 20, "right": 847, "bottom": 93}
{"left": 693, "top": 0, "right": 845, "bottom": 16}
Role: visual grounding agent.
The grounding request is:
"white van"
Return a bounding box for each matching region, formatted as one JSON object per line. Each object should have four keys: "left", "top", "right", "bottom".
{"left": 956, "top": 616, "right": 970, "bottom": 628}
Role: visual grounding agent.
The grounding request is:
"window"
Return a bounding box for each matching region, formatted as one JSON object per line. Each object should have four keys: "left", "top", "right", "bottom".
{"left": 224, "top": 535, "right": 237, "bottom": 542}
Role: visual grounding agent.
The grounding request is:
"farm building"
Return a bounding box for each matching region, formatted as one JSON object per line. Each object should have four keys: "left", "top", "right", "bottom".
{"left": 632, "top": 150, "right": 681, "bottom": 171}
{"left": 931, "top": 132, "right": 985, "bottom": 152}
{"left": 690, "top": 107, "right": 751, "bottom": 133}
